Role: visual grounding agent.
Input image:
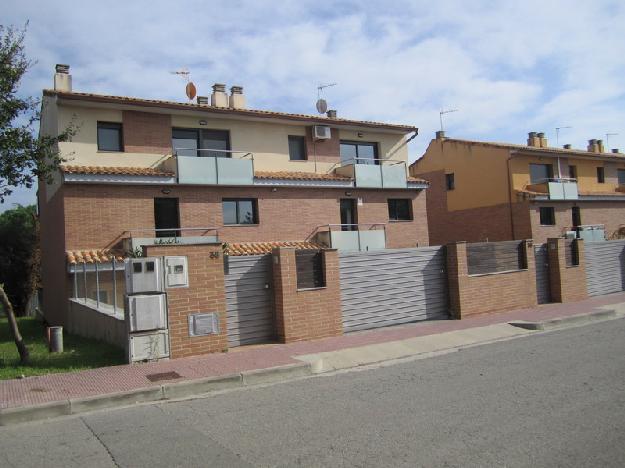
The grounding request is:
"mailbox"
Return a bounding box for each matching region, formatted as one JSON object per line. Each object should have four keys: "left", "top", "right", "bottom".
{"left": 165, "top": 256, "right": 189, "bottom": 288}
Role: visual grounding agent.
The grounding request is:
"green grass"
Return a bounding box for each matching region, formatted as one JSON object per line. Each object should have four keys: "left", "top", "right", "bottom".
{"left": 0, "top": 316, "right": 125, "bottom": 380}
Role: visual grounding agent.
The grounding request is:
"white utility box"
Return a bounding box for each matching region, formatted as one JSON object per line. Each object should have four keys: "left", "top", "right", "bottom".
{"left": 125, "top": 257, "right": 164, "bottom": 294}
{"left": 164, "top": 256, "right": 189, "bottom": 288}
{"left": 126, "top": 294, "right": 167, "bottom": 332}
{"left": 128, "top": 330, "right": 169, "bottom": 362}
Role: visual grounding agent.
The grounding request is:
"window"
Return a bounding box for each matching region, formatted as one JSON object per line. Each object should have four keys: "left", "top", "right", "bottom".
{"left": 340, "top": 141, "right": 378, "bottom": 165}
{"left": 154, "top": 198, "right": 180, "bottom": 237}
{"left": 597, "top": 166, "right": 605, "bottom": 183}
{"left": 529, "top": 163, "right": 553, "bottom": 183}
{"left": 568, "top": 165, "right": 577, "bottom": 180}
{"left": 572, "top": 206, "right": 581, "bottom": 228}
{"left": 172, "top": 128, "right": 230, "bottom": 157}
{"left": 288, "top": 135, "right": 307, "bottom": 160}
{"left": 388, "top": 199, "right": 413, "bottom": 221}
{"left": 222, "top": 199, "right": 258, "bottom": 225}
{"left": 295, "top": 250, "right": 325, "bottom": 289}
{"left": 97, "top": 122, "right": 123, "bottom": 151}
{"left": 618, "top": 169, "right": 625, "bottom": 185}
{"left": 445, "top": 173, "right": 455, "bottom": 190}
{"left": 539, "top": 207, "right": 555, "bottom": 226}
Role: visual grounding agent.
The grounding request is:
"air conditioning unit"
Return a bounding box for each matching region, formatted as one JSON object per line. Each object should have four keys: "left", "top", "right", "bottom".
{"left": 313, "top": 125, "right": 331, "bottom": 140}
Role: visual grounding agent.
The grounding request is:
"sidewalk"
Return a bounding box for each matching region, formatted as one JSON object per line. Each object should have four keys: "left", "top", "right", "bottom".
{"left": 2, "top": 292, "right": 624, "bottom": 413}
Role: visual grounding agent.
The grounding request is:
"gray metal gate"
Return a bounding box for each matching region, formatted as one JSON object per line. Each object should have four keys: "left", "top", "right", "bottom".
{"left": 339, "top": 247, "right": 449, "bottom": 332}
{"left": 534, "top": 244, "right": 551, "bottom": 304}
{"left": 585, "top": 240, "right": 625, "bottom": 296}
{"left": 224, "top": 255, "right": 275, "bottom": 347}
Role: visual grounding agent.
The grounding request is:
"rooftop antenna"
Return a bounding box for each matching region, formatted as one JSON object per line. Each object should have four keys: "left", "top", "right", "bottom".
{"left": 170, "top": 68, "right": 196, "bottom": 102}
{"left": 606, "top": 132, "right": 619, "bottom": 148}
{"left": 439, "top": 108, "right": 458, "bottom": 132}
{"left": 316, "top": 82, "right": 337, "bottom": 114}
{"left": 555, "top": 126, "right": 572, "bottom": 146}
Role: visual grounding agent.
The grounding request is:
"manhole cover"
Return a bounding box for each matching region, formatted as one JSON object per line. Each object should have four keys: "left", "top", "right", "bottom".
{"left": 146, "top": 371, "right": 182, "bottom": 382}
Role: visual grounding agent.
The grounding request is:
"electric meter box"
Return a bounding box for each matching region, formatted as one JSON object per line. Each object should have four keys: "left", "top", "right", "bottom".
{"left": 126, "top": 294, "right": 167, "bottom": 332}
{"left": 165, "top": 256, "right": 189, "bottom": 288}
{"left": 125, "top": 257, "right": 164, "bottom": 294}
{"left": 128, "top": 330, "right": 169, "bottom": 362}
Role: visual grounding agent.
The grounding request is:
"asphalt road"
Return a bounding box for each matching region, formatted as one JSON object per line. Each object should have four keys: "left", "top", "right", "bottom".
{"left": 2, "top": 319, "right": 625, "bottom": 468}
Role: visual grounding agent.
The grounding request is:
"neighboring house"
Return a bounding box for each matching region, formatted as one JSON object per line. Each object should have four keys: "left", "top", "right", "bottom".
{"left": 410, "top": 131, "right": 625, "bottom": 246}
{"left": 38, "top": 65, "right": 429, "bottom": 326}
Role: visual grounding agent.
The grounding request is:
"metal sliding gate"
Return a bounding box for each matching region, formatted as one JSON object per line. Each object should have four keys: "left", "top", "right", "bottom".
{"left": 585, "top": 240, "right": 625, "bottom": 297}
{"left": 534, "top": 244, "right": 551, "bottom": 304}
{"left": 224, "top": 255, "right": 275, "bottom": 347}
{"left": 339, "top": 247, "right": 449, "bottom": 332}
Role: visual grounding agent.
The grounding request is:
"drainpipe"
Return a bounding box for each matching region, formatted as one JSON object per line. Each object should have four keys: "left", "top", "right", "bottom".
{"left": 385, "top": 129, "right": 419, "bottom": 160}
{"left": 506, "top": 151, "right": 520, "bottom": 240}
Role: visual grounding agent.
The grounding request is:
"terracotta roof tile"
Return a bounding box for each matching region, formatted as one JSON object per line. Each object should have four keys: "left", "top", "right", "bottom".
{"left": 254, "top": 171, "right": 351, "bottom": 181}
{"left": 66, "top": 249, "right": 126, "bottom": 264}
{"left": 407, "top": 176, "right": 428, "bottom": 184}
{"left": 45, "top": 90, "right": 417, "bottom": 132}
{"left": 224, "top": 241, "right": 323, "bottom": 256}
{"left": 62, "top": 165, "right": 174, "bottom": 177}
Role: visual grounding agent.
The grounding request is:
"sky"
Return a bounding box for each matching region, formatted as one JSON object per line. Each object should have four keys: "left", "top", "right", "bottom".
{"left": 3, "top": 0, "right": 625, "bottom": 210}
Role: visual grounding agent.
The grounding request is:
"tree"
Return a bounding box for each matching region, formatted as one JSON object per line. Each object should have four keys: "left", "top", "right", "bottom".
{"left": 1, "top": 24, "right": 75, "bottom": 363}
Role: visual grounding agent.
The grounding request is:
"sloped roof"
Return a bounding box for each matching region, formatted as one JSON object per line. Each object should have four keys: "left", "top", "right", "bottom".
{"left": 254, "top": 171, "right": 351, "bottom": 181}
{"left": 61, "top": 165, "right": 175, "bottom": 177}
{"left": 224, "top": 241, "right": 323, "bottom": 256}
{"left": 66, "top": 249, "right": 126, "bottom": 264}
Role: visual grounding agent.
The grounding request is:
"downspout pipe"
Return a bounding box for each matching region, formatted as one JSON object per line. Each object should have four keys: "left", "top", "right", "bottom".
{"left": 506, "top": 151, "right": 521, "bottom": 240}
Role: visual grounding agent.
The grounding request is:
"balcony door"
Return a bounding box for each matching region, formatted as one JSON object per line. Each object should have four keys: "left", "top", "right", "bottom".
{"left": 172, "top": 128, "right": 230, "bottom": 158}
{"left": 154, "top": 198, "right": 180, "bottom": 238}
{"left": 340, "top": 141, "right": 378, "bottom": 165}
{"left": 340, "top": 198, "right": 358, "bottom": 231}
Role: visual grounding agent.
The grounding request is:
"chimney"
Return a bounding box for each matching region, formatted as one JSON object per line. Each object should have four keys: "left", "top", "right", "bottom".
{"left": 587, "top": 139, "right": 599, "bottom": 152}
{"left": 563, "top": 144, "right": 572, "bottom": 149}
{"left": 436, "top": 130, "right": 446, "bottom": 140}
{"left": 54, "top": 64, "right": 72, "bottom": 92}
{"left": 537, "top": 132, "right": 548, "bottom": 148}
{"left": 196, "top": 96, "right": 208, "bottom": 105}
{"left": 612, "top": 148, "right": 620, "bottom": 154}
{"left": 527, "top": 132, "right": 540, "bottom": 147}
{"left": 211, "top": 83, "right": 228, "bottom": 108}
{"left": 597, "top": 139, "right": 605, "bottom": 153}
{"left": 228, "top": 85, "right": 246, "bottom": 109}
{"left": 326, "top": 109, "right": 337, "bottom": 118}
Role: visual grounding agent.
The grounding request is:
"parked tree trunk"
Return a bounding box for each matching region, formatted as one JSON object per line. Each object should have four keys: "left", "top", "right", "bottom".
{"left": 0, "top": 283, "right": 29, "bottom": 364}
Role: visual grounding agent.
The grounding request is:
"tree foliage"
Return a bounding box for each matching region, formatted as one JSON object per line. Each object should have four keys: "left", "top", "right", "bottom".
{"left": 0, "top": 24, "right": 75, "bottom": 203}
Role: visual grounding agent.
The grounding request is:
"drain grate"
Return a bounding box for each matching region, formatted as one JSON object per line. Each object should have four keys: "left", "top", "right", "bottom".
{"left": 145, "top": 371, "right": 182, "bottom": 382}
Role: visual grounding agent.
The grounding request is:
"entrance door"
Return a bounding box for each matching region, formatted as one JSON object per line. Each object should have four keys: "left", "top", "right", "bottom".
{"left": 154, "top": 198, "right": 180, "bottom": 238}
{"left": 340, "top": 199, "right": 358, "bottom": 231}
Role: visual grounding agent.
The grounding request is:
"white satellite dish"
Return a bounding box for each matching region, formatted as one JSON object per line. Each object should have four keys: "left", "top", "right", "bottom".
{"left": 316, "top": 98, "right": 328, "bottom": 114}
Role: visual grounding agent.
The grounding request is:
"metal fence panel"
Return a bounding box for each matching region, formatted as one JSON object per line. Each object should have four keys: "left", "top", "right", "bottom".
{"left": 585, "top": 240, "right": 625, "bottom": 296}
{"left": 339, "top": 247, "right": 449, "bottom": 332}
{"left": 534, "top": 244, "right": 551, "bottom": 304}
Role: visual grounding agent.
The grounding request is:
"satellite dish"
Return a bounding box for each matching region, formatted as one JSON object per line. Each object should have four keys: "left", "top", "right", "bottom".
{"left": 316, "top": 98, "right": 328, "bottom": 114}
{"left": 186, "top": 82, "right": 197, "bottom": 100}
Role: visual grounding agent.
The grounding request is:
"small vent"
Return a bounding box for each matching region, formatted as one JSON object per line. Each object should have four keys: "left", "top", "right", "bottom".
{"left": 55, "top": 64, "right": 70, "bottom": 74}
{"left": 188, "top": 312, "right": 220, "bottom": 336}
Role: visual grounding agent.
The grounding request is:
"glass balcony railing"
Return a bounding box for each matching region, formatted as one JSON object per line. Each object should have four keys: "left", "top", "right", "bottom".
{"left": 527, "top": 178, "right": 578, "bottom": 200}
{"left": 334, "top": 158, "right": 408, "bottom": 188}
{"left": 171, "top": 149, "right": 255, "bottom": 185}
{"left": 313, "top": 224, "right": 387, "bottom": 251}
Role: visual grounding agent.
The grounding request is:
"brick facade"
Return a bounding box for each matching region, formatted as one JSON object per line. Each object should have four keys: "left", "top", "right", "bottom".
{"left": 122, "top": 110, "right": 172, "bottom": 154}
{"left": 271, "top": 248, "right": 342, "bottom": 343}
{"left": 305, "top": 126, "right": 340, "bottom": 163}
{"left": 143, "top": 243, "right": 228, "bottom": 358}
{"left": 447, "top": 240, "right": 537, "bottom": 319}
{"left": 547, "top": 238, "right": 588, "bottom": 303}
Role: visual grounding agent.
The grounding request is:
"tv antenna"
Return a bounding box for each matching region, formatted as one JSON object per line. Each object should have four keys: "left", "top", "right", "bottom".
{"left": 439, "top": 108, "right": 458, "bottom": 132}
{"left": 606, "top": 132, "right": 619, "bottom": 148}
{"left": 170, "top": 68, "right": 196, "bottom": 101}
{"left": 555, "top": 126, "right": 572, "bottom": 146}
{"left": 316, "top": 82, "right": 337, "bottom": 114}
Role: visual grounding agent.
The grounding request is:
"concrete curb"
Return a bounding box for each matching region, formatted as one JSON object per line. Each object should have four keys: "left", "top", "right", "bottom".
{"left": 509, "top": 309, "right": 617, "bottom": 331}
{"left": 0, "top": 363, "right": 312, "bottom": 427}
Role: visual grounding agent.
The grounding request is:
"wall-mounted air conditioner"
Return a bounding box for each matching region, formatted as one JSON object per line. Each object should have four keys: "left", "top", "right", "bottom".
{"left": 313, "top": 125, "right": 331, "bottom": 140}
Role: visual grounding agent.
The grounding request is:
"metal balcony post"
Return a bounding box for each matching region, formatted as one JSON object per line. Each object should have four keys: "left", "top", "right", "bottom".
{"left": 112, "top": 257, "right": 117, "bottom": 313}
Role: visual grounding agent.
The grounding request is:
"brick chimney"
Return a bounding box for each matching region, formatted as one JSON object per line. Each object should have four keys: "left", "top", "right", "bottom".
{"left": 326, "top": 109, "right": 337, "bottom": 118}
{"left": 537, "top": 132, "right": 548, "bottom": 148}
{"left": 54, "top": 64, "right": 72, "bottom": 92}
{"left": 587, "top": 139, "right": 599, "bottom": 152}
{"left": 527, "top": 132, "right": 540, "bottom": 147}
{"left": 196, "top": 96, "right": 208, "bottom": 105}
{"left": 228, "top": 86, "right": 246, "bottom": 109}
{"left": 211, "top": 83, "right": 228, "bottom": 108}
{"left": 597, "top": 139, "right": 605, "bottom": 153}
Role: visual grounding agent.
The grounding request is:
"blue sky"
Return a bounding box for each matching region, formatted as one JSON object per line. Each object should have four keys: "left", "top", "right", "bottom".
{"left": 3, "top": 0, "right": 625, "bottom": 210}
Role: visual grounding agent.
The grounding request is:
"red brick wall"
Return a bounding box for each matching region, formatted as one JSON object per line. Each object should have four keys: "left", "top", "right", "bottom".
{"left": 447, "top": 240, "right": 537, "bottom": 318}
{"left": 547, "top": 238, "right": 588, "bottom": 303}
{"left": 143, "top": 243, "right": 228, "bottom": 358}
{"left": 305, "top": 126, "right": 340, "bottom": 163}
{"left": 62, "top": 184, "right": 428, "bottom": 250}
{"left": 122, "top": 111, "right": 172, "bottom": 154}
{"left": 272, "top": 248, "right": 342, "bottom": 343}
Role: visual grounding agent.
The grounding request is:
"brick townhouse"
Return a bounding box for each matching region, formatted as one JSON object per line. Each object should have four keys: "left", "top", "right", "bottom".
{"left": 38, "top": 65, "right": 429, "bottom": 326}
{"left": 410, "top": 131, "right": 625, "bottom": 245}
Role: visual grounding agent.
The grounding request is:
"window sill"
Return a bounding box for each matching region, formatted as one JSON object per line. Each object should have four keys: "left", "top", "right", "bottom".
{"left": 297, "top": 286, "right": 327, "bottom": 292}
{"left": 389, "top": 219, "right": 414, "bottom": 223}
{"left": 539, "top": 224, "right": 556, "bottom": 227}
{"left": 97, "top": 150, "right": 125, "bottom": 153}
{"left": 288, "top": 159, "right": 309, "bottom": 162}
{"left": 223, "top": 224, "right": 260, "bottom": 227}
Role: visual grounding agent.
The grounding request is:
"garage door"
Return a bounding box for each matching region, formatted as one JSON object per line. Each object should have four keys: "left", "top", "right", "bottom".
{"left": 339, "top": 247, "right": 449, "bottom": 332}
{"left": 585, "top": 240, "right": 625, "bottom": 296}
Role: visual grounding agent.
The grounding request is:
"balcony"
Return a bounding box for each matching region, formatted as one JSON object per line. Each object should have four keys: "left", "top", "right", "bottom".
{"left": 334, "top": 158, "right": 408, "bottom": 188}
{"left": 526, "top": 178, "right": 578, "bottom": 200}
{"left": 314, "top": 224, "right": 387, "bottom": 251}
{"left": 122, "top": 227, "right": 219, "bottom": 254}
{"left": 167, "top": 149, "right": 255, "bottom": 185}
